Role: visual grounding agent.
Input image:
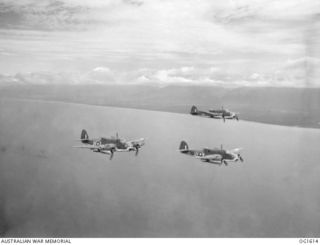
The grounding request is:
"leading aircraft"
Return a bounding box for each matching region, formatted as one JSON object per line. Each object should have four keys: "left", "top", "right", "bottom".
{"left": 73, "top": 129, "right": 145, "bottom": 160}
{"left": 209, "top": 106, "right": 239, "bottom": 121}
{"left": 179, "top": 141, "right": 244, "bottom": 166}
{"left": 190, "top": 105, "right": 239, "bottom": 122}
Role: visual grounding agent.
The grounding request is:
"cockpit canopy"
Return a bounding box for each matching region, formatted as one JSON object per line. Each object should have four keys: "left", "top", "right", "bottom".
{"left": 203, "top": 148, "right": 225, "bottom": 155}
{"left": 99, "top": 137, "right": 110, "bottom": 144}
{"left": 119, "top": 138, "right": 126, "bottom": 144}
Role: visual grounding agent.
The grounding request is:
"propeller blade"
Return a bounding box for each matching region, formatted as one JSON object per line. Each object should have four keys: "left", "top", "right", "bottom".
{"left": 135, "top": 146, "right": 139, "bottom": 156}
{"left": 223, "top": 115, "right": 225, "bottom": 122}
{"left": 239, "top": 155, "right": 244, "bottom": 162}
{"left": 109, "top": 149, "right": 114, "bottom": 160}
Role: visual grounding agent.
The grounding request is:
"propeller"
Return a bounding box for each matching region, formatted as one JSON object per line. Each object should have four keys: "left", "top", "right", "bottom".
{"left": 220, "top": 157, "right": 228, "bottom": 166}
{"left": 223, "top": 159, "right": 228, "bottom": 166}
{"left": 135, "top": 146, "right": 139, "bottom": 156}
{"left": 238, "top": 154, "right": 244, "bottom": 162}
{"left": 109, "top": 149, "right": 114, "bottom": 160}
{"left": 222, "top": 114, "right": 225, "bottom": 122}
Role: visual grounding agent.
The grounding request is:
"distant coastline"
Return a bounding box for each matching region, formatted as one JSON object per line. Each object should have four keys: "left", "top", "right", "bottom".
{"left": 1, "top": 96, "right": 319, "bottom": 131}
{"left": 1, "top": 84, "right": 320, "bottom": 129}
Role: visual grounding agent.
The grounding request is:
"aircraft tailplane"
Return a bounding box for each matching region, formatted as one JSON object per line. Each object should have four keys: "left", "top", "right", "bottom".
{"left": 179, "top": 140, "right": 189, "bottom": 153}
{"left": 190, "top": 105, "right": 198, "bottom": 115}
{"left": 81, "top": 129, "right": 89, "bottom": 143}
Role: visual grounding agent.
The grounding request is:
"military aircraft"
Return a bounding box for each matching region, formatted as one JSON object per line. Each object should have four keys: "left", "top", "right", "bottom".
{"left": 179, "top": 141, "right": 244, "bottom": 166}
{"left": 190, "top": 105, "right": 239, "bottom": 122}
{"left": 209, "top": 106, "right": 239, "bottom": 121}
{"left": 73, "top": 129, "right": 145, "bottom": 160}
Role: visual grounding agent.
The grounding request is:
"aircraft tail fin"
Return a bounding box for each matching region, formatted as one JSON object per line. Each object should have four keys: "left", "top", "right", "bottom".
{"left": 179, "top": 140, "right": 189, "bottom": 152}
{"left": 190, "top": 105, "right": 198, "bottom": 115}
{"left": 81, "top": 129, "right": 89, "bottom": 143}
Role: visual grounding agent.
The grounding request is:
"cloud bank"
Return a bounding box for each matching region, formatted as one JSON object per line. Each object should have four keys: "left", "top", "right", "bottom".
{"left": 0, "top": 0, "right": 319, "bottom": 87}
{"left": 1, "top": 59, "right": 319, "bottom": 87}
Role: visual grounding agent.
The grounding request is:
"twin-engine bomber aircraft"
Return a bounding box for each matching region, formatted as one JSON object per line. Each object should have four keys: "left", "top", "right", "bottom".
{"left": 179, "top": 141, "right": 244, "bottom": 166}
{"left": 73, "top": 129, "right": 145, "bottom": 160}
{"left": 190, "top": 106, "right": 239, "bottom": 122}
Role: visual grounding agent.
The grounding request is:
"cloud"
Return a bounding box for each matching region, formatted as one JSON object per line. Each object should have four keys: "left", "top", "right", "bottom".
{"left": 131, "top": 66, "right": 245, "bottom": 87}
{"left": 281, "top": 57, "right": 320, "bottom": 86}
{"left": 130, "top": 59, "right": 320, "bottom": 87}
{"left": 284, "top": 56, "right": 320, "bottom": 69}
{"left": 136, "top": 75, "right": 150, "bottom": 83}
{"left": 1, "top": 60, "right": 319, "bottom": 87}
{"left": 0, "top": 1, "right": 89, "bottom": 30}
{"left": 249, "top": 73, "right": 261, "bottom": 80}
{"left": 0, "top": 0, "right": 146, "bottom": 31}
{"left": 153, "top": 70, "right": 192, "bottom": 84}
{"left": 82, "top": 67, "right": 115, "bottom": 84}
{"left": 0, "top": 0, "right": 319, "bottom": 88}
{"left": 207, "top": 0, "right": 320, "bottom": 32}
{"left": 12, "top": 71, "right": 79, "bottom": 85}
{"left": 239, "top": 56, "right": 320, "bottom": 87}
{"left": 92, "top": 67, "right": 112, "bottom": 72}
{"left": 0, "top": 67, "right": 117, "bottom": 85}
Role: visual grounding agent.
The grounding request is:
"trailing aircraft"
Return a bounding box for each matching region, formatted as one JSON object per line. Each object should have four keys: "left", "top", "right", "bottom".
{"left": 190, "top": 105, "right": 239, "bottom": 122}
{"left": 179, "top": 141, "right": 244, "bottom": 166}
{"left": 73, "top": 129, "right": 145, "bottom": 160}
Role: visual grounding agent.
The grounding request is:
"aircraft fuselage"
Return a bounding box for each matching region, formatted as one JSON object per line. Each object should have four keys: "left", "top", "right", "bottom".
{"left": 181, "top": 148, "right": 239, "bottom": 164}
{"left": 86, "top": 137, "right": 128, "bottom": 150}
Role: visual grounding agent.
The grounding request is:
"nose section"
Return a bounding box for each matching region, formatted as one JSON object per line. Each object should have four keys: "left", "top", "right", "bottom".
{"left": 232, "top": 153, "right": 241, "bottom": 162}
{"left": 237, "top": 153, "right": 244, "bottom": 162}
{"left": 233, "top": 153, "right": 239, "bottom": 161}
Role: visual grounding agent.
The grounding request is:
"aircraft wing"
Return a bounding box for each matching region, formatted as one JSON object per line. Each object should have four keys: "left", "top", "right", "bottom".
{"left": 197, "top": 154, "right": 222, "bottom": 161}
{"left": 100, "top": 150, "right": 112, "bottom": 155}
{"left": 72, "top": 145, "right": 100, "bottom": 150}
{"left": 127, "top": 138, "right": 145, "bottom": 147}
{"left": 102, "top": 143, "right": 116, "bottom": 149}
{"left": 208, "top": 111, "right": 222, "bottom": 116}
{"left": 202, "top": 111, "right": 222, "bottom": 118}
{"left": 73, "top": 144, "right": 116, "bottom": 151}
{"left": 209, "top": 112, "right": 223, "bottom": 118}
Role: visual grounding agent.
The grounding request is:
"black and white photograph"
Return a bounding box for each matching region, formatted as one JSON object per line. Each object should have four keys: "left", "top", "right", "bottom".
{"left": 0, "top": 0, "right": 319, "bottom": 240}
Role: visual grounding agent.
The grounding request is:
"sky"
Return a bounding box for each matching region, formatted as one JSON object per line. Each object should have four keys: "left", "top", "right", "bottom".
{"left": 0, "top": 0, "right": 319, "bottom": 87}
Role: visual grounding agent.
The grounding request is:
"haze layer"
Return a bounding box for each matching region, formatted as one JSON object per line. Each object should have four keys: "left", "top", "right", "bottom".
{"left": 0, "top": 98, "right": 319, "bottom": 237}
